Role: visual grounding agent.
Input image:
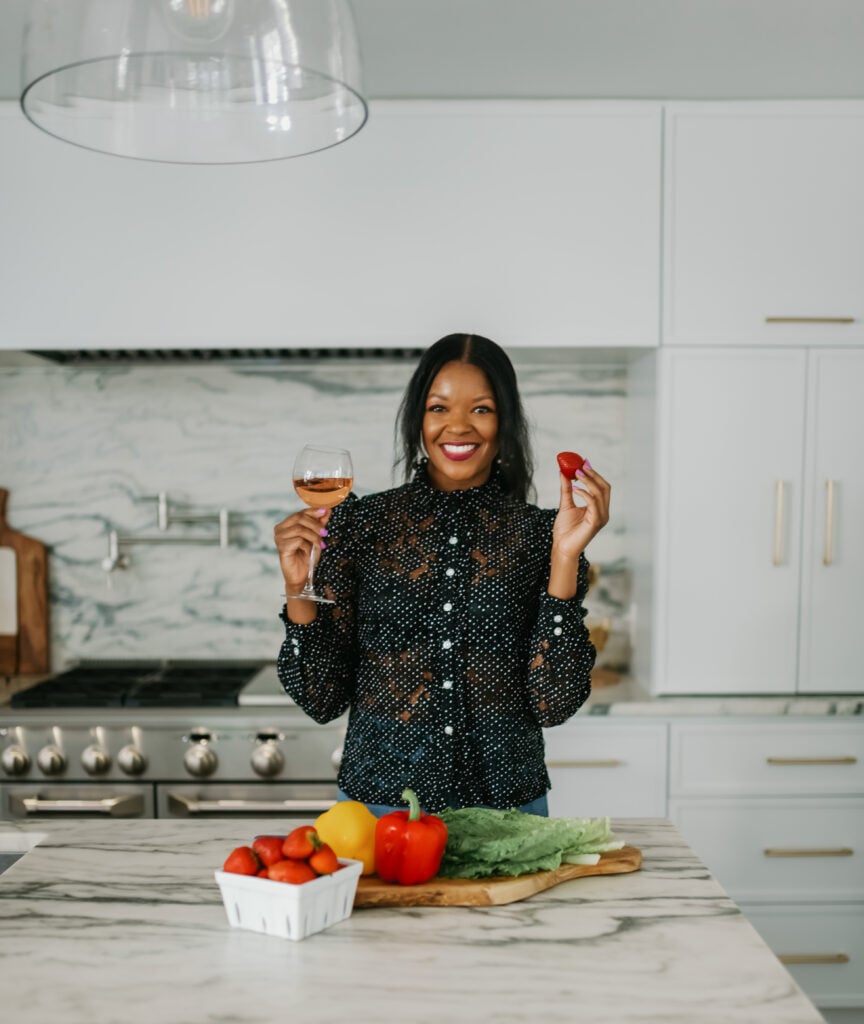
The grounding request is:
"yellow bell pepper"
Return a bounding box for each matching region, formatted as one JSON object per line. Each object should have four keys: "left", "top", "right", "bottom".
{"left": 314, "top": 800, "right": 377, "bottom": 875}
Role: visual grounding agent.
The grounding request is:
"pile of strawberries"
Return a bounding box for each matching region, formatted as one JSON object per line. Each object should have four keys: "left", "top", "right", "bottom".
{"left": 222, "top": 825, "right": 341, "bottom": 884}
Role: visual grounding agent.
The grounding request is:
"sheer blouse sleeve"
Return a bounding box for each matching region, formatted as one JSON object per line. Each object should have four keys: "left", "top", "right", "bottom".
{"left": 275, "top": 496, "right": 359, "bottom": 724}
{"left": 526, "top": 542, "right": 595, "bottom": 728}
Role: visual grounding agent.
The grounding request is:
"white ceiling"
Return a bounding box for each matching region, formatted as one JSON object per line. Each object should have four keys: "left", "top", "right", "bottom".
{"left": 2, "top": 0, "right": 864, "bottom": 101}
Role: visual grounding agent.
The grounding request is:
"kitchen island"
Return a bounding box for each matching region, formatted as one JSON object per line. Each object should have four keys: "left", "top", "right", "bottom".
{"left": 0, "top": 818, "right": 823, "bottom": 1024}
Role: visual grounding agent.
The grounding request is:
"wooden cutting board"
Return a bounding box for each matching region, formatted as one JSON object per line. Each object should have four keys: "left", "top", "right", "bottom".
{"left": 0, "top": 488, "right": 50, "bottom": 676}
{"left": 354, "top": 844, "right": 641, "bottom": 907}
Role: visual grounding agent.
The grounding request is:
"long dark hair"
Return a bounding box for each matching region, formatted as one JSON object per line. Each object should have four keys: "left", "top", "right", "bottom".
{"left": 395, "top": 333, "right": 535, "bottom": 503}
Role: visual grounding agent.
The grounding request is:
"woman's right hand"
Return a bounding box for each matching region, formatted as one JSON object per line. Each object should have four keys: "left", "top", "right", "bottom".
{"left": 274, "top": 507, "right": 332, "bottom": 594}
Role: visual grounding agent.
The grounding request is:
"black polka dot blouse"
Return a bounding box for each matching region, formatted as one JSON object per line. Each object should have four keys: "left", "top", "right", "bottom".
{"left": 277, "top": 461, "right": 595, "bottom": 813}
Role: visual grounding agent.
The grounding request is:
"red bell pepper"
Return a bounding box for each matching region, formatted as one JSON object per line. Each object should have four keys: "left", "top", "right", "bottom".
{"left": 374, "top": 788, "right": 448, "bottom": 885}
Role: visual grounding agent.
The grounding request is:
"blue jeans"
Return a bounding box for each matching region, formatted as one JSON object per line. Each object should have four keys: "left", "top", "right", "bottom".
{"left": 337, "top": 788, "right": 549, "bottom": 819}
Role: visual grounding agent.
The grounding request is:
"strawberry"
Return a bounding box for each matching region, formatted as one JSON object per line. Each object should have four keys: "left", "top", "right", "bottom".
{"left": 282, "top": 825, "right": 318, "bottom": 860}
{"left": 252, "top": 835, "right": 286, "bottom": 867}
{"left": 557, "top": 451, "right": 585, "bottom": 480}
{"left": 268, "top": 859, "right": 317, "bottom": 884}
{"left": 257, "top": 868, "right": 269, "bottom": 878}
{"left": 222, "top": 846, "right": 261, "bottom": 875}
{"left": 308, "top": 842, "right": 340, "bottom": 876}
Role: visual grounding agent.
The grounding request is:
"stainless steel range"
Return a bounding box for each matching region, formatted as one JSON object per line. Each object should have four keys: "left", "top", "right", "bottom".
{"left": 0, "top": 661, "right": 344, "bottom": 821}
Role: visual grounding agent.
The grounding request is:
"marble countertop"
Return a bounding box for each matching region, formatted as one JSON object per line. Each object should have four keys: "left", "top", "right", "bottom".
{"left": 0, "top": 817, "right": 824, "bottom": 1024}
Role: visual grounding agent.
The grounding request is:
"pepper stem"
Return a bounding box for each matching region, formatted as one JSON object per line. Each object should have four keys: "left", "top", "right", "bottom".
{"left": 400, "top": 787, "right": 421, "bottom": 821}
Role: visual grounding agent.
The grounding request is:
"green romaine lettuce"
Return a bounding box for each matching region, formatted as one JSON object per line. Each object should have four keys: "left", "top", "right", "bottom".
{"left": 437, "top": 807, "right": 624, "bottom": 879}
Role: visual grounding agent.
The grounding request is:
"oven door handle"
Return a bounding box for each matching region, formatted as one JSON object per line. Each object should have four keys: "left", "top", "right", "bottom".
{"left": 8, "top": 794, "right": 145, "bottom": 817}
{"left": 166, "top": 793, "right": 338, "bottom": 816}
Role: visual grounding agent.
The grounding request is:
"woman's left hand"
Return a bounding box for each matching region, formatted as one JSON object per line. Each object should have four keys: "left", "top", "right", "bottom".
{"left": 552, "top": 459, "right": 611, "bottom": 561}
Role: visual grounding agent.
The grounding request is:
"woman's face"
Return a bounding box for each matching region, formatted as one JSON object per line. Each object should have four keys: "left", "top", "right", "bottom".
{"left": 421, "top": 360, "right": 499, "bottom": 491}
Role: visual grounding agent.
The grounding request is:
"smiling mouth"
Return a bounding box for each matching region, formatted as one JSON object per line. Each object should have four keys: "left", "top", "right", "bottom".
{"left": 440, "top": 443, "right": 480, "bottom": 462}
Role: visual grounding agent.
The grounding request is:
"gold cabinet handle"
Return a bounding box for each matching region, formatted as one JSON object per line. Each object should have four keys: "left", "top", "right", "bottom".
{"left": 546, "top": 759, "right": 623, "bottom": 768}
{"left": 765, "top": 316, "right": 856, "bottom": 324}
{"left": 778, "top": 953, "right": 850, "bottom": 965}
{"left": 763, "top": 847, "right": 854, "bottom": 858}
{"left": 766, "top": 756, "right": 858, "bottom": 766}
{"left": 823, "top": 479, "right": 836, "bottom": 566}
{"left": 773, "top": 480, "right": 785, "bottom": 565}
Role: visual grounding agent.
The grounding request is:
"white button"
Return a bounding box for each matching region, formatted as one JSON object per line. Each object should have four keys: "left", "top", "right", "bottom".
{"left": 553, "top": 615, "right": 563, "bottom": 623}
{"left": 443, "top": 602, "right": 453, "bottom": 612}
{"left": 442, "top": 639, "right": 452, "bottom": 650}
{"left": 444, "top": 725, "right": 454, "bottom": 736}
{"left": 443, "top": 680, "right": 453, "bottom": 689}
{"left": 553, "top": 627, "right": 563, "bottom": 636}
{"left": 293, "top": 648, "right": 300, "bottom": 656}
{"left": 449, "top": 536, "right": 458, "bottom": 545}
{"left": 445, "top": 568, "right": 455, "bottom": 577}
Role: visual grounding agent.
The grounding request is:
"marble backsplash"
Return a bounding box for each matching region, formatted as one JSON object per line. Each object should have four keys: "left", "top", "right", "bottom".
{"left": 0, "top": 350, "right": 630, "bottom": 671}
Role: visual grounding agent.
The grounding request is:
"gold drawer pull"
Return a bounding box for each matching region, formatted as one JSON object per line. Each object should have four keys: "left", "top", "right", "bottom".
{"left": 766, "top": 756, "right": 858, "bottom": 766}
{"left": 765, "top": 316, "right": 855, "bottom": 324}
{"left": 778, "top": 953, "right": 850, "bottom": 966}
{"left": 773, "top": 480, "right": 785, "bottom": 566}
{"left": 823, "top": 479, "right": 836, "bottom": 566}
{"left": 764, "top": 847, "right": 854, "bottom": 858}
{"left": 546, "top": 759, "right": 623, "bottom": 768}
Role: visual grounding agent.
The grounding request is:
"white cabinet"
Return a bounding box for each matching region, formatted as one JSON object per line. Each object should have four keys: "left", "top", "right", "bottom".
{"left": 799, "top": 350, "right": 864, "bottom": 692}
{"left": 743, "top": 906, "right": 864, "bottom": 1011}
{"left": 669, "top": 721, "right": 864, "bottom": 1010}
{"left": 544, "top": 721, "right": 667, "bottom": 818}
{"left": 0, "top": 101, "right": 662, "bottom": 350}
{"left": 653, "top": 347, "right": 864, "bottom": 695}
{"left": 664, "top": 102, "right": 864, "bottom": 346}
{"left": 654, "top": 347, "right": 807, "bottom": 694}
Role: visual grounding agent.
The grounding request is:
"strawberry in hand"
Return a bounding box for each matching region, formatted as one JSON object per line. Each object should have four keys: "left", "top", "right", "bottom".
{"left": 556, "top": 451, "right": 585, "bottom": 480}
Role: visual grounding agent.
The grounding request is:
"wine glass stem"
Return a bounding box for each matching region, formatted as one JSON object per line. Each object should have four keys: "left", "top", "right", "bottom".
{"left": 304, "top": 544, "right": 317, "bottom": 595}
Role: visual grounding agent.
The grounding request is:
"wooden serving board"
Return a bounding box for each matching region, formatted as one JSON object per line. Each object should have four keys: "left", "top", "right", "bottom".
{"left": 353, "top": 844, "right": 641, "bottom": 907}
{"left": 0, "top": 488, "right": 50, "bottom": 676}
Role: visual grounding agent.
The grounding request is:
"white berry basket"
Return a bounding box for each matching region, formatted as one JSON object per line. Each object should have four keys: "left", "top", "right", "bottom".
{"left": 214, "top": 858, "right": 363, "bottom": 941}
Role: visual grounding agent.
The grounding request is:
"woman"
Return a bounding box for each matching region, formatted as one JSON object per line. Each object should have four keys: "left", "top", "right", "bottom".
{"left": 274, "top": 333, "right": 611, "bottom": 816}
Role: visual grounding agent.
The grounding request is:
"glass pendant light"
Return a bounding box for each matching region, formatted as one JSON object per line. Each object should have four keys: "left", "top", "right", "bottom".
{"left": 20, "top": 0, "right": 368, "bottom": 164}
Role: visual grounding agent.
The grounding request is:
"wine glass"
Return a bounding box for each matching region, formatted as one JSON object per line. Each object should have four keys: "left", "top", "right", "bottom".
{"left": 286, "top": 444, "right": 354, "bottom": 604}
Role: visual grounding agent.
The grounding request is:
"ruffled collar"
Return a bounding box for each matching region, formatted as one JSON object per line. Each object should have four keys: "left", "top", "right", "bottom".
{"left": 409, "top": 458, "right": 505, "bottom": 510}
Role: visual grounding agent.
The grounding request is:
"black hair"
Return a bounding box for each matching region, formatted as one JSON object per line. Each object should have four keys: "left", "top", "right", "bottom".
{"left": 395, "top": 333, "right": 535, "bottom": 503}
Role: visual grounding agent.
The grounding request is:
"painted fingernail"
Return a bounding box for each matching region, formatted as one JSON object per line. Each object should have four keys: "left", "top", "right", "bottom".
{"left": 320, "top": 528, "right": 329, "bottom": 537}
{"left": 316, "top": 508, "right": 327, "bottom": 516}
{"left": 320, "top": 541, "right": 327, "bottom": 550}
{"left": 575, "top": 469, "right": 586, "bottom": 478}
{"left": 584, "top": 459, "right": 592, "bottom": 470}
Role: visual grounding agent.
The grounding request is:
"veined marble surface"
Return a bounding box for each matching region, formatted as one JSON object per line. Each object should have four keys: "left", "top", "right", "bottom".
{"left": 0, "top": 817, "right": 823, "bottom": 1024}
{"left": 0, "top": 352, "right": 630, "bottom": 671}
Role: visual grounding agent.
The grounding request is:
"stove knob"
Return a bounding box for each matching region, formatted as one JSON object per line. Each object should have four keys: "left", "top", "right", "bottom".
{"left": 36, "top": 745, "right": 66, "bottom": 776}
{"left": 117, "top": 744, "right": 148, "bottom": 777}
{"left": 251, "top": 741, "right": 284, "bottom": 778}
{"left": 81, "top": 745, "right": 112, "bottom": 776}
{"left": 184, "top": 743, "right": 218, "bottom": 778}
{"left": 1, "top": 745, "right": 31, "bottom": 777}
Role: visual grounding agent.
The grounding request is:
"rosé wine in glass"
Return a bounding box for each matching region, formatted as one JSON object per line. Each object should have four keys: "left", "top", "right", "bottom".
{"left": 287, "top": 444, "right": 353, "bottom": 604}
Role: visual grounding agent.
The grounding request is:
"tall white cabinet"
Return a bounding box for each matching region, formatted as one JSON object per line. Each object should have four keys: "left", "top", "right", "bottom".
{"left": 799, "top": 350, "right": 864, "bottom": 692}
{"left": 651, "top": 347, "right": 864, "bottom": 695}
